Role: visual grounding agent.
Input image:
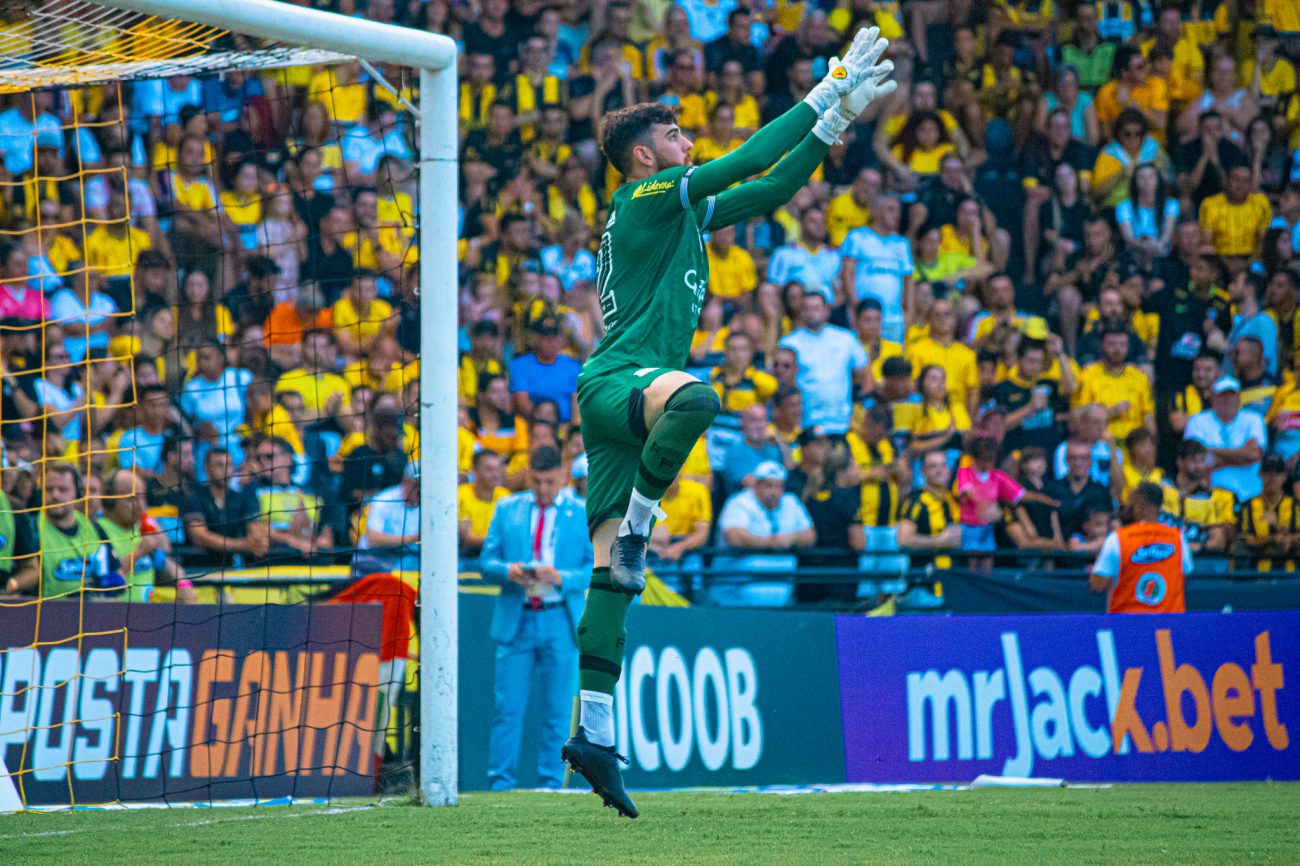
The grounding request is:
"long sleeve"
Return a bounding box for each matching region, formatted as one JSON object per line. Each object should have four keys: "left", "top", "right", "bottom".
{"left": 701, "top": 133, "right": 830, "bottom": 231}
{"left": 478, "top": 502, "right": 512, "bottom": 586}
{"left": 685, "top": 102, "right": 817, "bottom": 205}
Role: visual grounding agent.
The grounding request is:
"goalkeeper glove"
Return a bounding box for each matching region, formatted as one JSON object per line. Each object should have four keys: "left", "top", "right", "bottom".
{"left": 802, "top": 26, "right": 893, "bottom": 115}
{"left": 811, "top": 64, "right": 898, "bottom": 145}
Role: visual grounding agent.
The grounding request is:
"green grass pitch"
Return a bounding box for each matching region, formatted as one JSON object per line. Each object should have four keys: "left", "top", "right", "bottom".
{"left": 2, "top": 784, "right": 1297, "bottom": 864}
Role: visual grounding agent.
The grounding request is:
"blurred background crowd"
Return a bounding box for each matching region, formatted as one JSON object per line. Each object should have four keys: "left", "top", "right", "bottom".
{"left": 0, "top": 0, "right": 1298, "bottom": 610}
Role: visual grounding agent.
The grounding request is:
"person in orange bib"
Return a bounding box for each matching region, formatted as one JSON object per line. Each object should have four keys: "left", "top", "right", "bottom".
{"left": 1089, "top": 481, "right": 1191, "bottom": 613}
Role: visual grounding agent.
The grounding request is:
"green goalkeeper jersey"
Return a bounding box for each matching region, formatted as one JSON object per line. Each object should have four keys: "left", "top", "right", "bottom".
{"left": 581, "top": 102, "right": 828, "bottom": 383}
{"left": 585, "top": 165, "right": 710, "bottom": 379}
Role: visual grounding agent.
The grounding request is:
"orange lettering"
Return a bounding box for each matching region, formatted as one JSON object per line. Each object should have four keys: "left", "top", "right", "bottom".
{"left": 302, "top": 652, "right": 348, "bottom": 775}
{"left": 258, "top": 651, "right": 310, "bottom": 777}
{"left": 1211, "top": 663, "right": 1254, "bottom": 752}
{"left": 223, "top": 652, "right": 271, "bottom": 777}
{"left": 1111, "top": 667, "right": 1153, "bottom": 754}
{"left": 336, "top": 653, "right": 380, "bottom": 778}
{"left": 189, "top": 650, "right": 235, "bottom": 778}
{"left": 1252, "top": 632, "right": 1290, "bottom": 751}
{"left": 1157, "top": 629, "right": 1211, "bottom": 752}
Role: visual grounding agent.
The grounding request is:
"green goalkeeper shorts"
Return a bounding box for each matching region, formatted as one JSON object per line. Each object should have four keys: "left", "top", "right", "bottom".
{"left": 577, "top": 365, "right": 674, "bottom": 532}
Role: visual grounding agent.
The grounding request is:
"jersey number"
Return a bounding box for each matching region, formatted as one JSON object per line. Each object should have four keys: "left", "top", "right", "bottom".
{"left": 595, "top": 228, "right": 617, "bottom": 329}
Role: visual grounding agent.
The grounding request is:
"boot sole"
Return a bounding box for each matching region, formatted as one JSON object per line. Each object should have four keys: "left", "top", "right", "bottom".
{"left": 561, "top": 746, "right": 639, "bottom": 819}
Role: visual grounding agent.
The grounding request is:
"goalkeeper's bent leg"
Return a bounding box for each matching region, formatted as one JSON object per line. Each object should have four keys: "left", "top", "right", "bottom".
{"left": 622, "top": 381, "right": 720, "bottom": 535}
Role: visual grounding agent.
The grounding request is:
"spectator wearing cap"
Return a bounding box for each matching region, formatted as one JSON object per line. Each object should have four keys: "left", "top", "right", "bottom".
{"left": 839, "top": 194, "right": 913, "bottom": 344}
{"left": 779, "top": 288, "right": 869, "bottom": 435}
{"left": 1185, "top": 375, "right": 1268, "bottom": 501}
{"left": 509, "top": 315, "right": 581, "bottom": 424}
{"left": 479, "top": 445, "right": 591, "bottom": 791}
{"left": 714, "top": 460, "right": 815, "bottom": 607}
{"left": 1236, "top": 454, "right": 1296, "bottom": 570}
{"left": 767, "top": 207, "right": 841, "bottom": 296}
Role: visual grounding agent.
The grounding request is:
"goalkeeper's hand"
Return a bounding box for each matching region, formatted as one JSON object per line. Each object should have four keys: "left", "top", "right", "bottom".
{"left": 811, "top": 63, "right": 898, "bottom": 145}
{"left": 802, "top": 26, "right": 895, "bottom": 115}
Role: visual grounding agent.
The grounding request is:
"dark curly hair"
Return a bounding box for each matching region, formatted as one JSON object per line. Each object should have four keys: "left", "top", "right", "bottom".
{"left": 599, "top": 102, "right": 678, "bottom": 176}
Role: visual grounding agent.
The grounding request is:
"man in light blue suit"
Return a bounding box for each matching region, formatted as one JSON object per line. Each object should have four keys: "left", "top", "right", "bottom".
{"left": 480, "top": 446, "right": 593, "bottom": 789}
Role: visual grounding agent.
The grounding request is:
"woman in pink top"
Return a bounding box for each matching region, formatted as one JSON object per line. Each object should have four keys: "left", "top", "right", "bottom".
{"left": 955, "top": 437, "right": 1025, "bottom": 554}
{"left": 0, "top": 246, "right": 48, "bottom": 321}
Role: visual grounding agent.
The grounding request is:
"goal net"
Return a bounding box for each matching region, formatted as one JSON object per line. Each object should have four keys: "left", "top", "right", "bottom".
{"left": 0, "top": 0, "right": 446, "bottom": 811}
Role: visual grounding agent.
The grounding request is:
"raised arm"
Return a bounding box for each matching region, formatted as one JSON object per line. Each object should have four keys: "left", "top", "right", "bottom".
{"left": 685, "top": 27, "right": 894, "bottom": 205}
{"left": 700, "top": 133, "right": 830, "bottom": 230}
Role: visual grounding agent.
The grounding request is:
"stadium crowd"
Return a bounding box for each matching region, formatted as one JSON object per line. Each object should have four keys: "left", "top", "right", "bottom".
{"left": 0, "top": 0, "right": 1297, "bottom": 610}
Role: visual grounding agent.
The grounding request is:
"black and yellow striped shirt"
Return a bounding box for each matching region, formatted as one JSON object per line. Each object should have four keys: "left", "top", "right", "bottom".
{"left": 849, "top": 434, "right": 900, "bottom": 528}
{"left": 901, "top": 487, "right": 959, "bottom": 569}
{"left": 1237, "top": 494, "right": 1298, "bottom": 572}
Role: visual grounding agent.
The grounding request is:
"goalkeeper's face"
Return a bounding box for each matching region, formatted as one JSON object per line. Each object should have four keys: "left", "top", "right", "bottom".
{"left": 643, "top": 123, "right": 694, "bottom": 171}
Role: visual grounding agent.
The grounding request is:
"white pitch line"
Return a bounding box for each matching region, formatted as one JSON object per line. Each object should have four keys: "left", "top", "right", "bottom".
{"left": 2, "top": 804, "right": 377, "bottom": 841}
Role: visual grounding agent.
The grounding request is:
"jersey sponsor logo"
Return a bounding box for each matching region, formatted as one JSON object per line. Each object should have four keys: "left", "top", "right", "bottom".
{"left": 630, "top": 179, "right": 674, "bottom": 199}
{"left": 1130, "top": 542, "right": 1175, "bottom": 565}
{"left": 53, "top": 556, "right": 90, "bottom": 583}
{"left": 1135, "top": 572, "right": 1168, "bottom": 606}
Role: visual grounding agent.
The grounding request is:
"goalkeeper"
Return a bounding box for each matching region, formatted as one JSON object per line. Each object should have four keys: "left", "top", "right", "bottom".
{"left": 561, "top": 27, "right": 896, "bottom": 818}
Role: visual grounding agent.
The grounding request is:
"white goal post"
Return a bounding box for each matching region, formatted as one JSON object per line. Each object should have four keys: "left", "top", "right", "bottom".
{"left": 94, "top": 0, "right": 461, "bottom": 807}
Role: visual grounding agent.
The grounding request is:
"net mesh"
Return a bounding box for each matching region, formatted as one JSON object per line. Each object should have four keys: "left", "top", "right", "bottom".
{"left": 0, "top": 8, "right": 423, "bottom": 810}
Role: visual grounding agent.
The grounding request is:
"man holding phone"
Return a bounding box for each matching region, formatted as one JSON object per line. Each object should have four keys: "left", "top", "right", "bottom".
{"left": 479, "top": 446, "right": 593, "bottom": 790}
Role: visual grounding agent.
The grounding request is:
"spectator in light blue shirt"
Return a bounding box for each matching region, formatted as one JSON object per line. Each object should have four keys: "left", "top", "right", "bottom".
{"left": 779, "top": 289, "right": 869, "bottom": 434}
{"left": 840, "top": 196, "right": 912, "bottom": 343}
{"left": 766, "top": 207, "right": 841, "bottom": 293}
{"left": 116, "top": 385, "right": 172, "bottom": 477}
{"left": 0, "top": 99, "right": 60, "bottom": 176}
{"left": 720, "top": 404, "right": 787, "bottom": 496}
{"left": 540, "top": 216, "right": 597, "bottom": 292}
{"left": 342, "top": 103, "right": 412, "bottom": 182}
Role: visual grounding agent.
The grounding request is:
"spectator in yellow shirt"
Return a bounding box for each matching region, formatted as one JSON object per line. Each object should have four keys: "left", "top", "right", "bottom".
{"left": 1241, "top": 26, "right": 1298, "bottom": 119}
{"left": 854, "top": 298, "right": 904, "bottom": 383}
{"left": 910, "top": 364, "right": 971, "bottom": 469}
{"left": 85, "top": 195, "right": 152, "bottom": 280}
{"left": 907, "top": 299, "right": 979, "bottom": 417}
{"left": 889, "top": 111, "right": 956, "bottom": 180}
{"left": 826, "top": 168, "right": 881, "bottom": 246}
{"left": 1141, "top": 8, "right": 1204, "bottom": 105}
{"left": 1120, "top": 428, "right": 1164, "bottom": 502}
{"left": 649, "top": 473, "right": 713, "bottom": 593}
{"left": 710, "top": 331, "right": 778, "bottom": 417}
{"left": 705, "top": 224, "right": 758, "bottom": 300}
{"left": 1095, "top": 45, "right": 1169, "bottom": 139}
{"left": 332, "top": 270, "right": 394, "bottom": 359}
{"left": 707, "top": 60, "right": 761, "bottom": 136}
{"left": 458, "top": 450, "right": 508, "bottom": 556}
{"left": 692, "top": 102, "right": 746, "bottom": 163}
{"left": 1199, "top": 163, "right": 1272, "bottom": 267}
{"left": 1073, "top": 326, "right": 1155, "bottom": 443}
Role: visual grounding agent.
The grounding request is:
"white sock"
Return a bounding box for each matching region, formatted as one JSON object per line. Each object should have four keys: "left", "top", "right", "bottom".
{"left": 579, "top": 690, "right": 614, "bottom": 747}
{"left": 621, "top": 488, "right": 659, "bottom": 536}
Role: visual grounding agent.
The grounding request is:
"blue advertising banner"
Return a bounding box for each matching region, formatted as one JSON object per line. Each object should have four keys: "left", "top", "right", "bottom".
{"left": 457, "top": 595, "right": 845, "bottom": 790}
{"left": 1, "top": 602, "right": 382, "bottom": 806}
{"left": 836, "top": 611, "right": 1300, "bottom": 783}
